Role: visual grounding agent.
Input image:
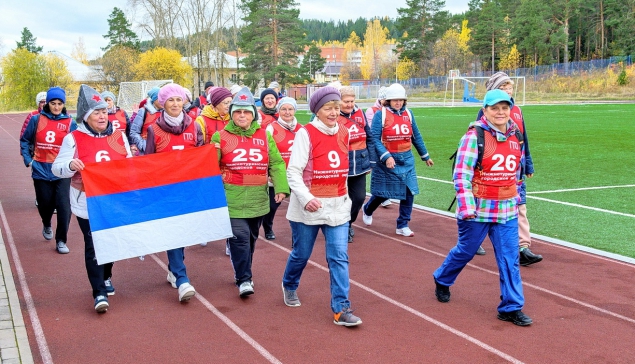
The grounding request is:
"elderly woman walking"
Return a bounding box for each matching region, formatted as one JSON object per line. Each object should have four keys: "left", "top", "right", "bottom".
{"left": 362, "top": 83, "right": 434, "bottom": 237}
{"left": 258, "top": 88, "right": 279, "bottom": 127}
{"left": 281, "top": 86, "right": 362, "bottom": 327}
{"left": 212, "top": 87, "right": 289, "bottom": 297}
{"left": 145, "top": 84, "right": 205, "bottom": 302}
{"left": 196, "top": 87, "right": 233, "bottom": 144}
{"left": 53, "top": 85, "right": 132, "bottom": 313}
{"left": 20, "top": 87, "right": 77, "bottom": 254}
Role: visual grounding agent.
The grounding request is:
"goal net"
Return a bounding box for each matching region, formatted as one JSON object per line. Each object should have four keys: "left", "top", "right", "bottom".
{"left": 118, "top": 80, "right": 173, "bottom": 113}
{"left": 444, "top": 73, "right": 526, "bottom": 107}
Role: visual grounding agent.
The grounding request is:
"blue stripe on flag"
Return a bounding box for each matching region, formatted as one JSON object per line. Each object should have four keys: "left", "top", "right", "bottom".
{"left": 87, "top": 175, "right": 227, "bottom": 231}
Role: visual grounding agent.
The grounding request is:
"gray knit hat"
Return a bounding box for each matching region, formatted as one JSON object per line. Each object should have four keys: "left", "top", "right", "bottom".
{"left": 486, "top": 72, "right": 513, "bottom": 91}
{"left": 101, "top": 91, "right": 116, "bottom": 103}
{"left": 229, "top": 87, "right": 257, "bottom": 116}
{"left": 77, "top": 84, "right": 108, "bottom": 122}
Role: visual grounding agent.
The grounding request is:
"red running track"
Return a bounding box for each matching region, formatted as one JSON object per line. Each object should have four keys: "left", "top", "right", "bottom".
{"left": 1, "top": 112, "right": 634, "bottom": 363}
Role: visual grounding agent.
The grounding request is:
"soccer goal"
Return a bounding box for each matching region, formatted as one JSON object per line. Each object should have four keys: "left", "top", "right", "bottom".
{"left": 118, "top": 80, "right": 173, "bottom": 113}
{"left": 443, "top": 70, "right": 525, "bottom": 107}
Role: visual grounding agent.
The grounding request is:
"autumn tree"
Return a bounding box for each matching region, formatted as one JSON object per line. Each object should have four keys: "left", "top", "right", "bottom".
{"left": 134, "top": 47, "right": 192, "bottom": 86}
{"left": 238, "top": 0, "right": 307, "bottom": 90}
{"left": 431, "top": 20, "right": 474, "bottom": 75}
{"left": 360, "top": 19, "right": 391, "bottom": 80}
{"left": 396, "top": 57, "right": 417, "bottom": 80}
{"left": 103, "top": 7, "right": 141, "bottom": 51}
{"left": 72, "top": 37, "right": 90, "bottom": 65}
{"left": 499, "top": 44, "right": 521, "bottom": 69}
{"left": 98, "top": 45, "right": 140, "bottom": 88}
{"left": 0, "top": 48, "right": 71, "bottom": 111}
{"left": 15, "top": 27, "right": 43, "bottom": 54}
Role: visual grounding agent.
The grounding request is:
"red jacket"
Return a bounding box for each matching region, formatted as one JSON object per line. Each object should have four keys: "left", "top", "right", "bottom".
{"left": 20, "top": 109, "right": 41, "bottom": 138}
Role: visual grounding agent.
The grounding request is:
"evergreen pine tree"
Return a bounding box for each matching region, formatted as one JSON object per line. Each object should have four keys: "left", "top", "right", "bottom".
{"left": 103, "top": 7, "right": 140, "bottom": 52}
{"left": 15, "top": 28, "right": 43, "bottom": 54}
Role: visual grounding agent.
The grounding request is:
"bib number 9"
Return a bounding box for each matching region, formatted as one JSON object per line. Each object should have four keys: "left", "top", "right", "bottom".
{"left": 328, "top": 151, "right": 340, "bottom": 168}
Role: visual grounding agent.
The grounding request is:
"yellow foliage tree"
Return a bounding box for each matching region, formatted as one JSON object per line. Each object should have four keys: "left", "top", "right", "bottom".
{"left": 134, "top": 47, "right": 193, "bottom": 87}
{"left": 43, "top": 53, "right": 74, "bottom": 89}
{"left": 99, "top": 45, "right": 139, "bottom": 89}
{"left": 396, "top": 57, "right": 417, "bottom": 80}
{"left": 360, "top": 19, "right": 391, "bottom": 80}
{"left": 71, "top": 37, "right": 90, "bottom": 65}
{"left": 499, "top": 44, "right": 521, "bottom": 70}
{"left": 431, "top": 24, "right": 474, "bottom": 76}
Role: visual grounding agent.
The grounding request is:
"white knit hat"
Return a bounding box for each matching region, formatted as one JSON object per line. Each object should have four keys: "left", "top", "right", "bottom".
{"left": 384, "top": 83, "right": 407, "bottom": 100}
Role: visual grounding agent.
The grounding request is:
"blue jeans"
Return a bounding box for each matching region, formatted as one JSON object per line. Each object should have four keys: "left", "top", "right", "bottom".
{"left": 167, "top": 248, "right": 189, "bottom": 287}
{"left": 433, "top": 218, "right": 524, "bottom": 313}
{"left": 282, "top": 221, "right": 351, "bottom": 313}
{"left": 364, "top": 188, "right": 414, "bottom": 229}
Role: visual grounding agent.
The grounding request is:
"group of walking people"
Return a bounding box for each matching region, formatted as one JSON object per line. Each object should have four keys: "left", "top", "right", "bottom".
{"left": 19, "top": 71, "right": 540, "bottom": 327}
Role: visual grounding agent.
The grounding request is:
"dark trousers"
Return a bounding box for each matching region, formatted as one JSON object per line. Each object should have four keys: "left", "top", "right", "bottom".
{"left": 261, "top": 186, "right": 280, "bottom": 234}
{"left": 33, "top": 178, "right": 71, "bottom": 242}
{"left": 228, "top": 216, "right": 263, "bottom": 285}
{"left": 364, "top": 188, "right": 414, "bottom": 229}
{"left": 77, "top": 217, "right": 113, "bottom": 298}
{"left": 347, "top": 174, "right": 367, "bottom": 225}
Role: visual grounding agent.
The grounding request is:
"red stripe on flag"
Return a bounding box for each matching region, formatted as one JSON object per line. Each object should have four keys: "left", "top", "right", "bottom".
{"left": 82, "top": 144, "right": 220, "bottom": 197}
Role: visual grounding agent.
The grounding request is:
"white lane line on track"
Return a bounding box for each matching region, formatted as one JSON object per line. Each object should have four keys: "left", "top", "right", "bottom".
{"left": 263, "top": 239, "right": 524, "bottom": 364}
{"left": 416, "top": 176, "right": 634, "bottom": 218}
{"left": 0, "top": 125, "right": 20, "bottom": 143}
{"left": 527, "top": 184, "right": 635, "bottom": 194}
{"left": 350, "top": 223, "right": 635, "bottom": 325}
{"left": 148, "top": 255, "right": 282, "bottom": 364}
{"left": 0, "top": 201, "right": 53, "bottom": 364}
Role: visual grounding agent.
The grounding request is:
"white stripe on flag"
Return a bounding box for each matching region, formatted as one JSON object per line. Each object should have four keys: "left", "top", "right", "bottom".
{"left": 92, "top": 207, "right": 232, "bottom": 264}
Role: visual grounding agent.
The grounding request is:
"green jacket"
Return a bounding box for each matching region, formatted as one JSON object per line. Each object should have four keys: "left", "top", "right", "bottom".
{"left": 212, "top": 119, "right": 290, "bottom": 218}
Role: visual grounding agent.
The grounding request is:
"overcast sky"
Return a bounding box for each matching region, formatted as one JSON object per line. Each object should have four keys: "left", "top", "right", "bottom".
{"left": 0, "top": 0, "right": 469, "bottom": 58}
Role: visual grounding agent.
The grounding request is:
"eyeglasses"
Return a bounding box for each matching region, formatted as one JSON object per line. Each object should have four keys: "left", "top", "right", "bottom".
{"left": 499, "top": 86, "right": 514, "bottom": 91}
{"left": 38, "top": 101, "right": 46, "bottom": 104}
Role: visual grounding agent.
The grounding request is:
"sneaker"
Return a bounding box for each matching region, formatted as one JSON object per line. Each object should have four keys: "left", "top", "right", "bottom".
{"left": 225, "top": 241, "right": 230, "bottom": 256}
{"left": 519, "top": 247, "right": 543, "bottom": 266}
{"left": 178, "top": 282, "right": 196, "bottom": 302}
{"left": 380, "top": 199, "right": 392, "bottom": 207}
{"left": 282, "top": 283, "right": 301, "bottom": 307}
{"left": 238, "top": 281, "right": 254, "bottom": 297}
{"left": 56, "top": 241, "right": 69, "bottom": 254}
{"left": 53, "top": 209, "right": 57, "bottom": 214}
{"left": 348, "top": 227, "right": 354, "bottom": 243}
{"left": 362, "top": 205, "right": 373, "bottom": 226}
{"left": 104, "top": 278, "right": 115, "bottom": 296}
{"left": 333, "top": 308, "right": 362, "bottom": 326}
{"left": 35, "top": 199, "right": 38, "bottom": 207}
{"left": 167, "top": 271, "right": 177, "bottom": 288}
{"left": 265, "top": 231, "right": 276, "bottom": 240}
{"left": 42, "top": 226, "right": 53, "bottom": 240}
{"left": 475, "top": 246, "right": 486, "bottom": 255}
{"left": 200, "top": 241, "right": 208, "bottom": 247}
{"left": 497, "top": 310, "right": 533, "bottom": 326}
{"left": 94, "top": 295, "right": 109, "bottom": 313}
{"left": 396, "top": 227, "right": 414, "bottom": 237}
{"left": 434, "top": 280, "right": 451, "bottom": 303}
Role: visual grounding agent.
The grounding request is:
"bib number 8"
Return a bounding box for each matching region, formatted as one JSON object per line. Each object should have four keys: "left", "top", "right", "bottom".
{"left": 45, "top": 131, "right": 56, "bottom": 143}
{"left": 491, "top": 154, "right": 517, "bottom": 172}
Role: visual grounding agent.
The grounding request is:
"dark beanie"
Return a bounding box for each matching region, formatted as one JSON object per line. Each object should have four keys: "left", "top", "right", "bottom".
{"left": 260, "top": 88, "right": 279, "bottom": 103}
{"left": 209, "top": 88, "right": 233, "bottom": 107}
{"left": 204, "top": 81, "right": 215, "bottom": 90}
{"left": 46, "top": 87, "right": 66, "bottom": 104}
{"left": 309, "top": 86, "right": 341, "bottom": 114}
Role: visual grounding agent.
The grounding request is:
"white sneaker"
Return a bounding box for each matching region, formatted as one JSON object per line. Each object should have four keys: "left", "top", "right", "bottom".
{"left": 167, "top": 271, "right": 177, "bottom": 288}
{"left": 362, "top": 205, "right": 373, "bottom": 226}
{"left": 396, "top": 227, "right": 414, "bottom": 237}
{"left": 200, "top": 242, "right": 208, "bottom": 247}
{"left": 225, "top": 241, "right": 230, "bottom": 256}
{"left": 381, "top": 200, "right": 392, "bottom": 207}
{"left": 239, "top": 281, "right": 254, "bottom": 297}
{"left": 178, "top": 282, "right": 196, "bottom": 302}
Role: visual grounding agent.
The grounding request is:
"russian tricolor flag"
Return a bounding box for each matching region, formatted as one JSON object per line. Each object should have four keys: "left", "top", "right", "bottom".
{"left": 82, "top": 145, "right": 232, "bottom": 264}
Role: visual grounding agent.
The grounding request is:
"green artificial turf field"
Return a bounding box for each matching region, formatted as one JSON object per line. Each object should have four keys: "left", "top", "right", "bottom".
{"left": 298, "top": 103, "right": 635, "bottom": 257}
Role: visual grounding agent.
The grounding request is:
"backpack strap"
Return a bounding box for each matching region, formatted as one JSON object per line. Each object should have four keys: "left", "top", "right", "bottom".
{"left": 381, "top": 107, "right": 387, "bottom": 127}
{"left": 475, "top": 126, "right": 485, "bottom": 171}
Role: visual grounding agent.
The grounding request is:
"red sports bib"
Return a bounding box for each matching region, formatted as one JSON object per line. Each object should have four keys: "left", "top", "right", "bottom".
{"left": 33, "top": 115, "right": 72, "bottom": 163}
{"left": 302, "top": 124, "right": 349, "bottom": 198}
{"left": 381, "top": 109, "right": 412, "bottom": 153}
{"left": 219, "top": 128, "right": 269, "bottom": 186}
{"left": 258, "top": 111, "right": 277, "bottom": 128}
{"left": 510, "top": 105, "right": 524, "bottom": 134}
{"left": 269, "top": 121, "right": 302, "bottom": 167}
{"left": 338, "top": 109, "right": 367, "bottom": 151}
{"left": 70, "top": 130, "right": 128, "bottom": 191}
{"left": 201, "top": 115, "right": 228, "bottom": 144}
{"left": 472, "top": 131, "right": 522, "bottom": 200}
{"left": 108, "top": 109, "right": 127, "bottom": 132}
{"left": 141, "top": 112, "right": 161, "bottom": 139}
{"left": 152, "top": 122, "right": 198, "bottom": 153}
